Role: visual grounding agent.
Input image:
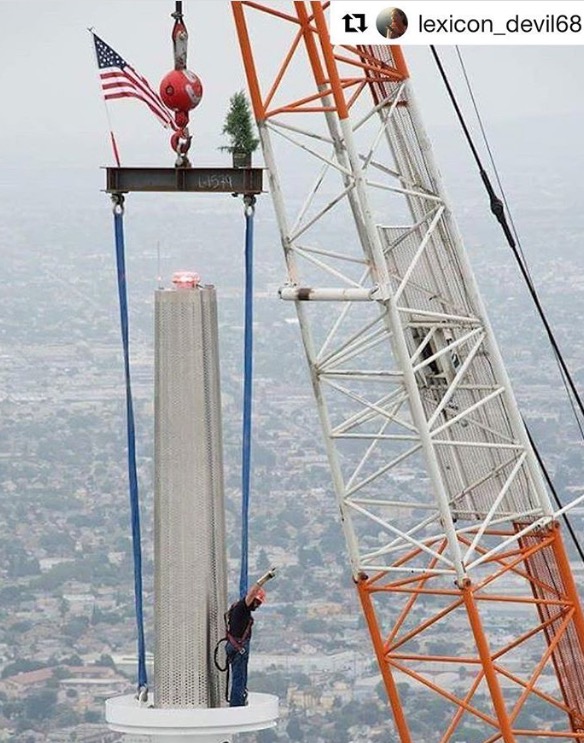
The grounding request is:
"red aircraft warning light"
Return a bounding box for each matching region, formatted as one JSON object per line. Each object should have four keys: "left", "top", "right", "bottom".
{"left": 172, "top": 270, "right": 200, "bottom": 289}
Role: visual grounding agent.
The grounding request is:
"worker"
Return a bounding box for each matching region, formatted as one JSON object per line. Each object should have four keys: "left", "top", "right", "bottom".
{"left": 225, "top": 568, "right": 276, "bottom": 707}
{"left": 386, "top": 8, "right": 408, "bottom": 39}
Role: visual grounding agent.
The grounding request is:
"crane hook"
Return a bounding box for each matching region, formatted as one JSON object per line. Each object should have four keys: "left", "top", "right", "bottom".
{"left": 160, "top": 1, "right": 203, "bottom": 167}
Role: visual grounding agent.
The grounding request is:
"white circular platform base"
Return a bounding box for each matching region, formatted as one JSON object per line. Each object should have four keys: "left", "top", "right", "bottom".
{"left": 106, "top": 692, "right": 279, "bottom": 742}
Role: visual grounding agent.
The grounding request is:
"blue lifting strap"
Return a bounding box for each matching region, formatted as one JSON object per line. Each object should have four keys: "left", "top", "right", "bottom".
{"left": 112, "top": 196, "right": 148, "bottom": 694}
{"left": 239, "top": 196, "right": 256, "bottom": 600}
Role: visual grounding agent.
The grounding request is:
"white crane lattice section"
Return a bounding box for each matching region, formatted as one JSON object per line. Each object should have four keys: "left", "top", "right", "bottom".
{"left": 244, "top": 24, "right": 554, "bottom": 583}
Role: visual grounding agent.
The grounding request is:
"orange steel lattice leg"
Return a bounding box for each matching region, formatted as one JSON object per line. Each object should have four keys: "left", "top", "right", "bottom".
{"left": 232, "top": 0, "right": 409, "bottom": 123}
{"left": 357, "top": 526, "right": 584, "bottom": 742}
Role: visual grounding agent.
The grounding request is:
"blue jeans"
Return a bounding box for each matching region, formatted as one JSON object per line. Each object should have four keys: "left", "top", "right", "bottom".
{"left": 226, "top": 639, "right": 250, "bottom": 707}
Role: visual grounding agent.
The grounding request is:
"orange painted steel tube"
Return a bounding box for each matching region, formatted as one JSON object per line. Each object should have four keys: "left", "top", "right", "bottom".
{"left": 492, "top": 609, "right": 570, "bottom": 660}
{"left": 232, "top": 2, "right": 266, "bottom": 121}
{"left": 295, "top": 1, "right": 328, "bottom": 88}
{"left": 358, "top": 581, "right": 414, "bottom": 743}
{"left": 475, "top": 594, "right": 568, "bottom": 606}
{"left": 549, "top": 525, "right": 584, "bottom": 738}
{"left": 387, "top": 594, "right": 464, "bottom": 652}
{"left": 508, "top": 731, "right": 584, "bottom": 739}
{"left": 390, "top": 659, "right": 498, "bottom": 727}
{"left": 262, "top": 28, "right": 304, "bottom": 112}
{"left": 334, "top": 51, "right": 404, "bottom": 82}
{"left": 242, "top": 1, "right": 298, "bottom": 23}
{"left": 550, "top": 524, "right": 584, "bottom": 656}
{"left": 503, "top": 611, "right": 573, "bottom": 729}
{"left": 387, "top": 547, "right": 445, "bottom": 644}
{"left": 496, "top": 664, "right": 577, "bottom": 718}
{"left": 392, "top": 653, "right": 480, "bottom": 663}
{"left": 440, "top": 671, "right": 486, "bottom": 743}
{"left": 391, "top": 45, "right": 410, "bottom": 80}
{"left": 310, "top": 2, "right": 350, "bottom": 120}
{"left": 462, "top": 585, "right": 516, "bottom": 743}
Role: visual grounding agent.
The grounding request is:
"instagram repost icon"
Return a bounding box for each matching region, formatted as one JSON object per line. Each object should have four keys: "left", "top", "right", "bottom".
{"left": 377, "top": 7, "right": 408, "bottom": 39}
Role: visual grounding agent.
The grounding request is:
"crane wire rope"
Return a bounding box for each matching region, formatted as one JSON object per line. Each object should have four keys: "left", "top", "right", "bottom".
{"left": 453, "top": 45, "right": 584, "bottom": 443}
{"left": 430, "top": 45, "right": 584, "bottom": 435}
{"left": 112, "top": 194, "right": 149, "bottom": 698}
{"left": 239, "top": 194, "right": 257, "bottom": 599}
{"left": 429, "top": 46, "right": 584, "bottom": 563}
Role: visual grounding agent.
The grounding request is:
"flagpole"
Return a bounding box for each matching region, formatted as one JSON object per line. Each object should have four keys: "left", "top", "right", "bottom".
{"left": 104, "top": 103, "right": 122, "bottom": 168}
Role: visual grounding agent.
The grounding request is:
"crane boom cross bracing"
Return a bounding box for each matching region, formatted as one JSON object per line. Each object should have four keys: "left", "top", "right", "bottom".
{"left": 232, "top": 2, "right": 584, "bottom": 740}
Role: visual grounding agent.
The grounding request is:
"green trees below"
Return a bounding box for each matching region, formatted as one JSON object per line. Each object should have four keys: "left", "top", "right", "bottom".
{"left": 1, "top": 660, "right": 47, "bottom": 679}
{"left": 4, "top": 546, "right": 39, "bottom": 578}
{"left": 30, "top": 554, "right": 122, "bottom": 591}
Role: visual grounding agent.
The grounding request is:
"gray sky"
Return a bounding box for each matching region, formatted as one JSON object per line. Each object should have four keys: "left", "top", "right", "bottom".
{"left": 0, "top": 1, "right": 582, "bottom": 169}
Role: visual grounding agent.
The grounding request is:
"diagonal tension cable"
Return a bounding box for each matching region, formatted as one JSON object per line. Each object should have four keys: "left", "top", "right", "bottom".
{"left": 429, "top": 45, "right": 584, "bottom": 562}
{"left": 430, "top": 45, "right": 584, "bottom": 436}
{"left": 453, "top": 46, "right": 584, "bottom": 444}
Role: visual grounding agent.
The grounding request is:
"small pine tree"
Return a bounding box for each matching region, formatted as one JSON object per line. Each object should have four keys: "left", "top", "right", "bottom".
{"left": 220, "top": 91, "right": 259, "bottom": 155}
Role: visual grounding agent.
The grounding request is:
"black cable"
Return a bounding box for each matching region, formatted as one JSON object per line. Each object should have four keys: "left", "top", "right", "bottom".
{"left": 429, "top": 45, "right": 584, "bottom": 432}
{"left": 429, "top": 45, "right": 584, "bottom": 561}
{"left": 453, "top": 46, "right": 584, "bottom": 443}
{"left": 527, "top": 426, "right": 584, "bottom": 564}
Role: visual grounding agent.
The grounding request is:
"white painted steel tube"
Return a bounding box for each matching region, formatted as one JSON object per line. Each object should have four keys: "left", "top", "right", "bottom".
{"left": 279, "top": 286, "right": 375, "bottom": 301}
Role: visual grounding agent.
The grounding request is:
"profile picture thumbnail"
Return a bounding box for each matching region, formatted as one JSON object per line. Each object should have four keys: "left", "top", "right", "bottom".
{"left": 376, "top": 7, "right": 408, "bottom": 40}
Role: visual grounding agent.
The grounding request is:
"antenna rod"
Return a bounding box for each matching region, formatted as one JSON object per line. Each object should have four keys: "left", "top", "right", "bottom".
{"left": 156, "top": 241, "right": 163, "bottom": 289}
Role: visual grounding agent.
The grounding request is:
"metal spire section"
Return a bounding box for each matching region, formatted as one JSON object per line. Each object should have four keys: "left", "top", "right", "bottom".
{"left": 232, "top": 2, "right": 584, "bottom": 741}
{"left": 154, "top": 279, "right": 227, "bottom": 709}
{"left": 105, "top": 275, "right": 278, "bottom": 740}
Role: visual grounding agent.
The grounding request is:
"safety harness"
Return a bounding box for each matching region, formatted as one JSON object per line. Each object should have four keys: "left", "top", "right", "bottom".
{"left": 214, "top": 601, "right": 254, "bottom": 702}
{"left": 215, "top": 602, "right": 253, "bottom": 658}
{"left": 227, "top": 606, "right": 254, "bottom": 652}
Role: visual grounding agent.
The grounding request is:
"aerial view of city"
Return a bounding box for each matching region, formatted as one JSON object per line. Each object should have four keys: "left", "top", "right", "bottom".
{"left": 0, "top": 2, "right": 583, "bottom": 742}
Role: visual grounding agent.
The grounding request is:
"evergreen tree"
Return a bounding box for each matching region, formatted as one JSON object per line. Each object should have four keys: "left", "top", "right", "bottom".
{"left": 220, "top": 91, "right": 259, "bottom": 155}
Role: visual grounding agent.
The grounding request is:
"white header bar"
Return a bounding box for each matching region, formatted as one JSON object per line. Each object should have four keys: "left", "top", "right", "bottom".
{"left": 330, "top": 1, "right": 584, "bottom": 45}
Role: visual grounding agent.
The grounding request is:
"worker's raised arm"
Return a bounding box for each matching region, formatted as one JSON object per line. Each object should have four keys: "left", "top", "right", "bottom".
{"left": 244, "top": 568, "right": 276, "bottom": 606}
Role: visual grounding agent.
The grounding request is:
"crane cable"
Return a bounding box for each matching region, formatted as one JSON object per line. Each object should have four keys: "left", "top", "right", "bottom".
{"left": 430, "top": 45, "right": 584, "bottom": 437}
{"left": 239, "top": 194, "right": 257, "bottom": 600}
{"left": 111, "top": 194, "right": 149, "bottom": 699}
{"left": 527, "top": 428, "right": 584, "bottom": 564}
{"left": 429, "top": 46, "right": 584, "bottom": 561}
{"left": 453, "top": 46, "right": 584, "bottom": 444}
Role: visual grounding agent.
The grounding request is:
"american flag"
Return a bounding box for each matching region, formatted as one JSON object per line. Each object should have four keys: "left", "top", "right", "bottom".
{"left": 92, "top": 33, "right": 175, "bottom": 129}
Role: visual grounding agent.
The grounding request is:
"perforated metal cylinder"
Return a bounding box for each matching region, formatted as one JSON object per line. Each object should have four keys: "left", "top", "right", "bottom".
{"left": 154, "top": 285, "right": 228, "bottom": 708}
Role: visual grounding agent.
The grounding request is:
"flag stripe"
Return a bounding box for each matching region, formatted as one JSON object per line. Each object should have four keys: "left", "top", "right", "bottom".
{"left": 99, "top": 69, "right": 174, "bottom": 128}
{"left": 103, "top": 66, "right": 170, "bottom": 117}
{"left": 92, "top": 32, "right": 176, "bottom": 130}
{"left": 100, "top": 75, "right": 174, "bottom": 126}
{"left": 104, "top": 89, "right": 175, "bottom": 126}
